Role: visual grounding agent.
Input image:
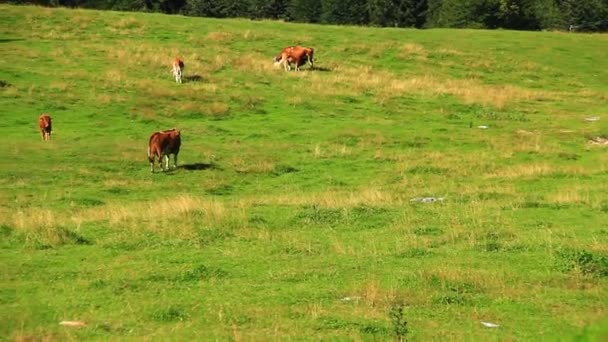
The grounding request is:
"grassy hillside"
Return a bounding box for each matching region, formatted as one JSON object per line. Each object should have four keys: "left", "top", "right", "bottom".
{"left": 1, "top": 4, "right": 607, "bottom": 340}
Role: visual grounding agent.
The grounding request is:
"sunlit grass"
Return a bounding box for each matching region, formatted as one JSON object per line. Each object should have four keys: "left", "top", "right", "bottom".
{"left": 1, "top": 4, "right": 607, "bottom": 341}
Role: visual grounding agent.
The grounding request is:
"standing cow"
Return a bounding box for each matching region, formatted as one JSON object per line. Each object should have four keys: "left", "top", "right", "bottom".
{"left": 148, "top": 128, "right": 181, "bottom": 173}
{"left": 273, "top": 46, "right": 314, "bottom": 71}
{"left": 38, "top": 114, "right": 52, "bottom": 141}
{"left": 172, "top": 57, "right": 185, "bottom": 84}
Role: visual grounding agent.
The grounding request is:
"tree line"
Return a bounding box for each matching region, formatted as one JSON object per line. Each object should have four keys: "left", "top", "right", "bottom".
{"left": 14, "top": 0, "right": 608, "bottom": 31}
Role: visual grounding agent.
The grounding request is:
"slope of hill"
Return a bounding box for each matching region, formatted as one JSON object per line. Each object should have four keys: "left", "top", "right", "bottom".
{"left": 1, "top": 4, "right": 607, "bottom": 340}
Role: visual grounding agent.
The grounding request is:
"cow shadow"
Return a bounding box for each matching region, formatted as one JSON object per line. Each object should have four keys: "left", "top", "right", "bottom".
{"left": 179, "top": 162, "right": 219, "bottom": 171}
{"left": 184, "top": 75, "right": 203, "bottom": 83}
{"left": 0, "top": 38, "right": 24, "bottom": 44}
{"left": 311, "top": 67, "right": 331, "bottom": 72}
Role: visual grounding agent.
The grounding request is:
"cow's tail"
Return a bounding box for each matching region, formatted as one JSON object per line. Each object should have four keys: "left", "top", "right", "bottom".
{"left": 309, "top": 48, "right": 315, "bottom": 69}
{"left": 147, "top": 136, "right": 155, "bottom": 162}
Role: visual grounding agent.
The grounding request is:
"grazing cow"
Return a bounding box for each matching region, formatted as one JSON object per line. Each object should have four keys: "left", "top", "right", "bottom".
{"left": 38, "top": 114, "right": 52, "bottom": 141}
{"left": 273, "top": 46, "right": 314, "bottom": 71}
{"left": 172, "top": 57, "right": 184, "bottom": 84}
{"left": 148, "top": 128, "right": 181, "bottom": 173}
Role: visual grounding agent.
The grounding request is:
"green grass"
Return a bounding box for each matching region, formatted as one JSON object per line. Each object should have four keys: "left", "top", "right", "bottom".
{"left": 1, "top": 4, "right": 608, "bottom": 340}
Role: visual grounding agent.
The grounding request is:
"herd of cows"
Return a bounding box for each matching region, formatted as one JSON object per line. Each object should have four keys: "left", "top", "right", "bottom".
{"left": 38, "top": 45, "right": 315, "bottom": 173}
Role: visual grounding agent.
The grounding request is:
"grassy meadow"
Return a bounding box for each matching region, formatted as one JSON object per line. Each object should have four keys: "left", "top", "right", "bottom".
{"left": 1, "top": 4, "right": 608, "bottom": 340}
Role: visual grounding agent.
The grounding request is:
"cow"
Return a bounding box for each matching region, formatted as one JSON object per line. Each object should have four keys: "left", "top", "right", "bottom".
{"left": 148, "top": 128, "right": 181, "bottom": 173}
{"left": 172, "top": 57, "right": 184, "bottom": 84}
{"left": 38, "top": 114, "right": 52, "bottom": 141}
{"left": 273, "top": 46, "right": 314, "bottom": 71}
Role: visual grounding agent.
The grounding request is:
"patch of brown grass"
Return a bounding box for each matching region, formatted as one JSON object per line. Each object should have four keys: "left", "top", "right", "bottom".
{"left": 385, "top": 76, "right": 552, "bottom": 109}
{"left": 234, "top": 53, "right": 275, "bottom": 74}
{"left": 304, "top": 64, "right": 554, "bottom": 109}
{"left": 230, "top": 157, "right": 275, "bottom": 174}
{"left": 107, "top": 17, "right": 145, "bottom": 35}
{"left": 49, "top": 82, "right": 70, "bottom": 92}
{"left": 245, "top": 187, "right": 400, "bottom": 208}
{"left": 206, "top": 31, "right": 233, "bottom": 42}
{"left": 209, "top": 102, "right": 230, "bottom": 116}
{"left": 398, "top": 43, "right": 427, "bottom": 60}
{"left": 486, "top": 163, "right": 554, "bottom": 179}
{"left": 104, "top": 69, "right": 126, "bottom": 84}
{"left": 435, "top": 48, "right": 466, "bottom": 56}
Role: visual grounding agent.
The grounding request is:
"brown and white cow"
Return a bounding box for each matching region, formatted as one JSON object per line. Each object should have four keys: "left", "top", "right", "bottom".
{"left": 38, "top": 114, "right": 52, "bottom": 141}
{"left": 273, "top": 46, "right": 314, "bottom": 71}
{"left": 172, "top": 57, "right": 185, "bottom": 84}
{"left": 148, "top": 128, "right": 181, "bottom": 173}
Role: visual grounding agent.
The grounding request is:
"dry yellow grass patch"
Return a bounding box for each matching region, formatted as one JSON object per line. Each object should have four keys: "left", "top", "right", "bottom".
{"left": 311, "top": 143, "right": 352, "bottom": 158}
{"left": 435, "top": 48, "right": 466, "bottom": 56}
{"left": 104, "top": 69, "right": 126, "bottom": 84}
{"left": 96, "top": 93, "right": 115, "bottom": 104}
{"left": 246, "top": 187, "right": 401, "bottom": 208}
{"left": 398, "top": 43, "right": 427, "bottom": 60}
{"left": 348, "top": 280, "right": 397, "bottom": 307}
{"left": 49, "top": 82, "right": 70, "bottom": 91}
{"left": 420, "top": 268, "right": 489, "bottom": 291}
{"left": 234, "top": 53, "right": 275, "bottom": 74}
{"left": 575, "top": 89, "right": 608, "bottom": 102}
{"left": 71, "top": 14, "right": 92, "bottom": 29}
{"left": 304, "top": 64, "right": 554, "bottom": 108}
{"left": 547, "top": 190, "right": 586, "bottom": 204}
{"left": 230, "top": 157, "right": 275, "bottom": 174}
{"left": 545, "top": 188, "right": 604, "bottom": 208}
{"left": 469, "top": 58, "right": 495, "bottom": 70}
{"left": 206, "top": 31, "right": 233, "bottom": 42}
{"left": 209, "top": 102, "right": 230, "bottom": 116}
{"left": 105, "top": 44, "right": 207, "bottom": 78}
{"left": 79, "top": 195, "right": 238, "bottom": 233}
{"left": 133, "top": 104, "right": 160, "bottom": 121}
{"left": 107, "top": 17, "right": 145, "bottom": 35}
{"left": 486, "top": 163, "right": 554, "bottom": 179}
{"left": 385, "top": 76, "right": 552, "bottom": 109}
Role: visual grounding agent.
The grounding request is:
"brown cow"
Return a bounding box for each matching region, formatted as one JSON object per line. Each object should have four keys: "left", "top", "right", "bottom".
{"left": 38, "top": 114, "right": 52, "bottom": 141}
{"left": 273, "top": 46, "right": 314, "bottom": 71}
{"left": 172, "top": 57, "right": 185, "bottom": 84}
{"left": 148, "top": 128, "right": 181, "bottom": 173}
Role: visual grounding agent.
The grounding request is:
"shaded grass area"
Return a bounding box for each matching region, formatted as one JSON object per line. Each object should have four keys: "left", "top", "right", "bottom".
{"left": 1, "top": 4, "right": 608, "bottom": 341}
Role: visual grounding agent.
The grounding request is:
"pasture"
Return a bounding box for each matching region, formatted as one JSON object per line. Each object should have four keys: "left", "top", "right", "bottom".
{"left": 1, "top": 4, "right": 607, "bottom": 340}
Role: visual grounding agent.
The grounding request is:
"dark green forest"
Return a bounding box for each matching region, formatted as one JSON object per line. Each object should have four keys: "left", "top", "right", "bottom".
{"left": 11, "top": 0, "right": 608, "bottom": 30}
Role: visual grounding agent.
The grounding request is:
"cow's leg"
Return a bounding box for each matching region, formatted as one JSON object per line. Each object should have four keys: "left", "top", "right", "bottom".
{"left": 173, "top": 154, "right": 178, "bottom": 169}
{"left": 281, "top": 54, "right": 290, "bottom": 71}
{"left": 41, "top": 130, "right": 45, "bottom": 140}
{"left": 150, "top": 154, "right": 156, "bottom": 173}
{"left": 164, "top": 154, "right": 170, "bottom": 171}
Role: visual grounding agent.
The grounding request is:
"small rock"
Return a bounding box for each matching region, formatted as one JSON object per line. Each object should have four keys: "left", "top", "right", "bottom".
{"left": 341, "top": 296, "right": 361, "bottom": 302}
{"left": 481, "top": 321, "right": 499, "bottom": 328}
{"left": 59, "top": 320, "right": 86, "bottom": 327}
{"left": 589, "top": 137, "right": 608, "bottom": 146}
{"left": 410, "top": 197, "right": 444, "bottom": 203}
{"left": 585, "top": 117, "right": 600, "bottom": 122}
{"left": 478, "top": 125, "right": 489, "bottom": 129}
